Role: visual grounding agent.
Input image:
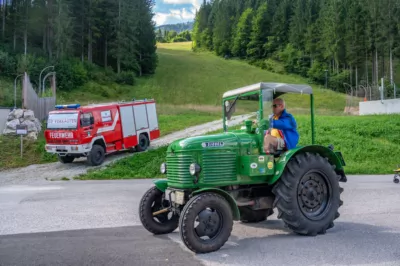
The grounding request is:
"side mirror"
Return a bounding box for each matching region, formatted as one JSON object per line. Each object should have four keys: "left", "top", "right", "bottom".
{"left": 225, "top": 101, "right": 235, "bottom": 120}
{"left": 90, "top": 117, "right": 94, "bottom": 125}
{"left": 224, "top": 100, "right": 230, "bottom": 110}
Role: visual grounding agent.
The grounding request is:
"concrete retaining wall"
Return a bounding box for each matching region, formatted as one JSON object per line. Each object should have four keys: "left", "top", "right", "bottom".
{"left": 359, "top": 99, "right": 400, "bottom": 115}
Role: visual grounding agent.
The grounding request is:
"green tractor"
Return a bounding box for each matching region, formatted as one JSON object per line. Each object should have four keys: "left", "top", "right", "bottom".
{"left": 139, "top": 82, "right": 347, "bottom": 254}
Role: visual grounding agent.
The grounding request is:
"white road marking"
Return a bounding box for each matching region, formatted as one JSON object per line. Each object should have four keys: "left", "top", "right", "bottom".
{"left": 0, "top": 185, "right": 64, "bottom": 192}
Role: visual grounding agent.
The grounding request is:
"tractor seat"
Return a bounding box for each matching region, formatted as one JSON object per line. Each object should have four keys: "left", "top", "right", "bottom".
{"left": 272, "top": 150, "right": 285, "bottom": 158}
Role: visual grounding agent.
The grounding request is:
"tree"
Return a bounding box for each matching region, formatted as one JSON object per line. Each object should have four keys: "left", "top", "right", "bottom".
{"left": 232, "top": 7, "right": 253, "bottom": 57}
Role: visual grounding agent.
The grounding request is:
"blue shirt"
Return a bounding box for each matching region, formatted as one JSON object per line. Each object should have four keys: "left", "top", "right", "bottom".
{"left": 264, "top": 109, "right": 299, "bottom": 150}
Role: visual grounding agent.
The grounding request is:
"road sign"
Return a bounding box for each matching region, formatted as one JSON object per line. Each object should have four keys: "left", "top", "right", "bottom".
{"left": 15, "top": 124, "right": 28, "bottom": 158}
{"left": 16, "top": 124, "right": 28, "bottom": 135}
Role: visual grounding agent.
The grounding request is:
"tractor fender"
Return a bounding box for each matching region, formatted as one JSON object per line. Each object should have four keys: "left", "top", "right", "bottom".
{"left": 153, "top": 179, "right": 168, "bottom": 192}
{"left": 269, "top": 145, "right": 347, "bottom": 185}
{"left": 191, "top": 188, "right": 241, "bottom": 221}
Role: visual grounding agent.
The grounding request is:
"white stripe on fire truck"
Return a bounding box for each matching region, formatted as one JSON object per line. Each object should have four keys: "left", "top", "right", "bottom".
{"left": 97, "top": 111, "right": 120, "bottom": 133}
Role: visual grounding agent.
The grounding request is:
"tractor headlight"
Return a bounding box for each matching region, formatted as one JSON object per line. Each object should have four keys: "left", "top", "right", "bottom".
{"left": 189, "top": 163, "right": 201, "bottom": 176}
{"left": 160, "top": 163, "right": 167, "bottom": 174}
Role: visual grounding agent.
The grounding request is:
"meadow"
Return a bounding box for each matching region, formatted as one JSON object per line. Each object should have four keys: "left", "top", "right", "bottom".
{"left": 1, "top": 42, "right": 396, "bottom": 175}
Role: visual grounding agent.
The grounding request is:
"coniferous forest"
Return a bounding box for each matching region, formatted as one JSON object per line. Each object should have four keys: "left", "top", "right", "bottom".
{"left": 192, "top": 0, "right": 400, "bottom": 97}
{"left": 0, "top": 0, "right": 157, "bottom": 91}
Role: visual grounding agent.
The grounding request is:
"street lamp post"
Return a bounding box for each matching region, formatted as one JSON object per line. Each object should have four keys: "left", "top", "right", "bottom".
{"left": 39, "top": 65, "right": 54, "bottom": 96}
{"left": 14, "top": 74, "right": 24, "bottom": 109}
{"left": 42, "top": 72, "right": 56, "bottom": 96}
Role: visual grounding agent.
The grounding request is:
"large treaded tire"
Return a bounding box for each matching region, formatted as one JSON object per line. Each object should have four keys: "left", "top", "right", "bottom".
{"left": 238, "top": 207, "right": 274, "bottom": 223}
{"left": 136, "top": 134, "right": 149, "bottom": 152}
{"left": 272, "top": 152, "right": 344, "bottom": 236}
{"left": 139, "top": 186, "right": 179, "bottom": 235}
{"left": 87, "top": 144, "right": 105, "bottom": 166}
{"left": 179, "top": 192, "right": 233, "bottom": 254}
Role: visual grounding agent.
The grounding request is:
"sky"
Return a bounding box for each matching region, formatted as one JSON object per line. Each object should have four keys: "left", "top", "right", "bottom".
{"left": 153, "top": 0, "right": 204, "bottom": 26}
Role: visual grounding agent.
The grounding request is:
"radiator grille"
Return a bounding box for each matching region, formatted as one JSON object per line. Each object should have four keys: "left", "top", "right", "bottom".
{"left": 202, "top": 151, "right": 237, "bottom": 183}
{"left": 166, "top": 153, "right": 193, "bottom": 185}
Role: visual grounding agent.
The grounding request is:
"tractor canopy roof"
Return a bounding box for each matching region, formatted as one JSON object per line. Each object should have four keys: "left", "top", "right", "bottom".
{"left": 222, "top": 82, "right": 313, "bottom": 99}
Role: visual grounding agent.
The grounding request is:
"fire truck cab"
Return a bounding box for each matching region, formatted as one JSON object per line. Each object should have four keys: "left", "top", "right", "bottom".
{"left": 44, "top": 99, "right": 160, "bottom": 166}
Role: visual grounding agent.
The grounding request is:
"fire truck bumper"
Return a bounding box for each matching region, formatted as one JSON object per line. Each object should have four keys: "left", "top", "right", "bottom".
{"left": 45, "top": 144, "right": 92, "bottom": 155}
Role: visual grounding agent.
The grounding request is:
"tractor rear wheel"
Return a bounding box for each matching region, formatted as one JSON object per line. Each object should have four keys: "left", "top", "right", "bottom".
{"left": 272, "top": 152, "right": 343, "bottom": 236}
{"left": 179, "top": 192, "right": 233, "bottom": 254}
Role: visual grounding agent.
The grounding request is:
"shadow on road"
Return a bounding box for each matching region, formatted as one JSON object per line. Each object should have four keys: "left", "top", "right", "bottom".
{"left": 0, "top": 225, "right": 202, "bottom": 266}
{"left": 193, "top": 220, "right": 400, "bottom": 265}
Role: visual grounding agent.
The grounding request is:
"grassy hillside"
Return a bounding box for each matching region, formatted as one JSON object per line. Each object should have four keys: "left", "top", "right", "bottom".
{"left": 2, "top": 42, "right": 355, "bottom": 115}
{"left": 55, "top": 42, "right": 355, "bottom": 116}
{"left": 77, "top": 114, "right": 400, "bottom": 179}
{"left": 0, "top": 41, "right": 392, "bottom": 173}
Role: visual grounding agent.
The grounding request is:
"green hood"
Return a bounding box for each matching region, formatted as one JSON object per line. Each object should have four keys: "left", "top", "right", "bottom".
{"left": 167, "top": 132, "right": 240, "bottom": 152}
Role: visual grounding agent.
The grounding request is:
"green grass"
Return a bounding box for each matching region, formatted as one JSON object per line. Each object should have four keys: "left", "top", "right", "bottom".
{"left": 296, "top": 114, "right": 400, "bottom": 174}
{"left": 0, "top": 133, "right": 58, "bottom": 170}
{"left": 75, "top": 146, "right": 170, "bottom": 180}
{"left": 76, "top": 113, "right": 400, "bottom": 180}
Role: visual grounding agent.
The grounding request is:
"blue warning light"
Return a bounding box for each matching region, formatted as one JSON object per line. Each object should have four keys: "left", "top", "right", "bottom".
{"left": 55, "top": 104, "right": 81, "bottom": 109}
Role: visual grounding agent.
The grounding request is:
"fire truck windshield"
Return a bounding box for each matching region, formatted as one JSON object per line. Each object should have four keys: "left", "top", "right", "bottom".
{"left": 47, "top": 112, "right": 79, "bottom": 130}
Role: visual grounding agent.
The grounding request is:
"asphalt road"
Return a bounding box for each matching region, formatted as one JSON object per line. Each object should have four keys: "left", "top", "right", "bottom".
{"left": 0, "top": 175, "right": 399, "bottom": 266}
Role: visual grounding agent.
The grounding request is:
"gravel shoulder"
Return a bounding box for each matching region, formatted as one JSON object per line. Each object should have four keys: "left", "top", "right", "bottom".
{"left": 0, "top": 114, "right": 254, "bottom": 186}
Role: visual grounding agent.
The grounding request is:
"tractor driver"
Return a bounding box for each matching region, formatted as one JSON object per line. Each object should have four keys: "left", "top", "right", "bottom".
{"left": 263, "top": 98, "right": 299, "bottom": 154}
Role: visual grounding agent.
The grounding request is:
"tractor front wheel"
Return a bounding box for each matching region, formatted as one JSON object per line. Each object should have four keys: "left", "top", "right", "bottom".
{"left": 272, "top": 152, "right": 344, "bottom": 236}
{"left": 139, "top": 186, "right": 179, "bottom": 235}
{"left": 179, "top": 192, "right": 233, "bottom": 254}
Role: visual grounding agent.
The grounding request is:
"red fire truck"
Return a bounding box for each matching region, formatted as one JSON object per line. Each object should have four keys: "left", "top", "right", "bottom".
{"left": 44, "top": 99, "right": 160, "bottom": 166}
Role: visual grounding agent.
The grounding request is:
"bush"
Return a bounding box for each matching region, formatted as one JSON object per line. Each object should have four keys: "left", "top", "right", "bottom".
{"left": 329, "top": 70, "right": 350, "bottom": 93}
{"left": 55, "top": 59, "right": 88, "bottom": 91}
{"left": 172, "top": 37, "right": 188, "bottom": 43}
{"left": 277, "top": 44, "right": 310, "bottom": 76}
{"left": 85, "top": 63, "right": 117, "bottom": 85}
{"left": 307, "top": 60, "right": 328, "bottom": 84}
{"left": 115, "top": 71, "right": 136, "bottom": 85}
{"left": 0, "top": 50, "right": 16, "bottom": 76}
{"left": 261, "top": 58, "right": 286, "bottom": 74}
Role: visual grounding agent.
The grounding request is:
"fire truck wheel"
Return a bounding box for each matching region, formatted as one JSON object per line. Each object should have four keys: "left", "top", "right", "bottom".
{"left": 136, "top": 134, "right": 149, "bottom": 152}
{"left": 58, "top": 155, "right": 74, "bottom": 164}
{"left": 87, "top": 144, "right": 105, "bottom": 166}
